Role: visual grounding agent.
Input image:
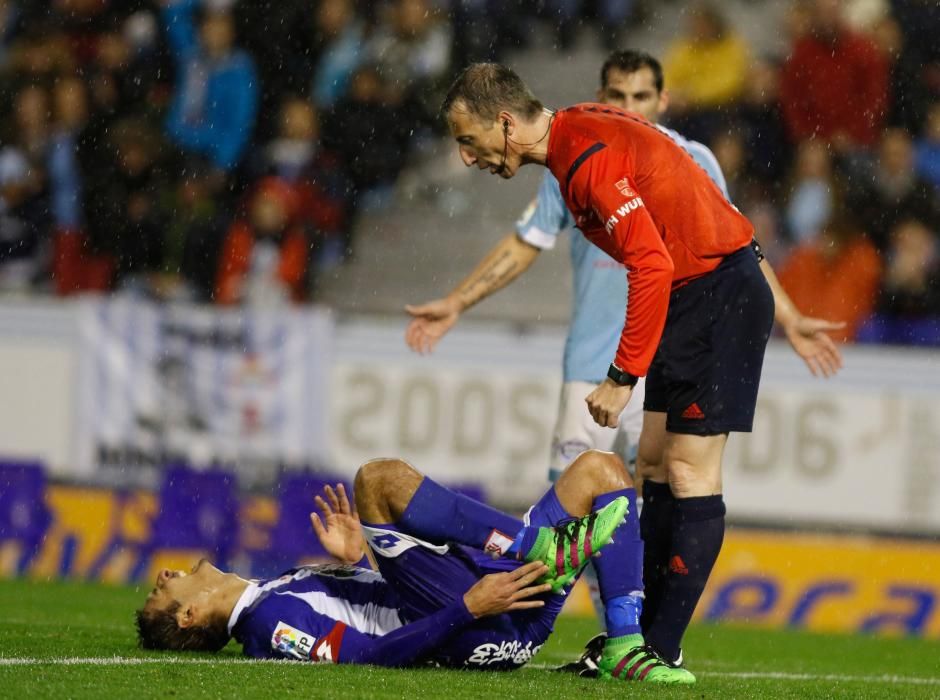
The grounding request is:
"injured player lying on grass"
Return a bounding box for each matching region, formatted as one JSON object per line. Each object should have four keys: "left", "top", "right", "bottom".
{"left": 135, "top": 450, "right": 695, "bottom": 683}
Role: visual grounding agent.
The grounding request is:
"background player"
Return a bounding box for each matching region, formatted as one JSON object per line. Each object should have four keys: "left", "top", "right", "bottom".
{"left": 137, "top": 450, "right": 696, "bottom": 683}
{"left": 405, "top": 52, "right": 844, "bottom": 650}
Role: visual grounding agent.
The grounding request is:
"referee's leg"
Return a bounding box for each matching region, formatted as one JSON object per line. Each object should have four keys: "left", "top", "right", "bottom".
{"left": 642, "top": 429, "right": 728, "bottom": 663}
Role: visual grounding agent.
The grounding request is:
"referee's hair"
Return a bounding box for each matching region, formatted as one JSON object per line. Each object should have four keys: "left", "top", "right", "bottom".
{"left": 600, "top": 50, "right": 664, "bottom": 93}
{"left": 441, "top": 63, "right": 543, "bottom": 124}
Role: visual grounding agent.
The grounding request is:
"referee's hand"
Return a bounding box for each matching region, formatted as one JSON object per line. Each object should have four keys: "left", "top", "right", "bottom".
{"left": 586, "top": 379, "right": 634, "bottom": 428}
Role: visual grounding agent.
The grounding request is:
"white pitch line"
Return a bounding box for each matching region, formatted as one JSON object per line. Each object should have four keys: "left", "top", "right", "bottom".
{"left": 2, "top": 657, "right": 940, "bottom": 687}
{"left": 527, "top": 663, "right": 940, "bottom": 686}
{"left": 0, "top": 657, "right": 275, "bottom": 667}
{"left": 703, "top": 671, "right": 940, "bottom": 686}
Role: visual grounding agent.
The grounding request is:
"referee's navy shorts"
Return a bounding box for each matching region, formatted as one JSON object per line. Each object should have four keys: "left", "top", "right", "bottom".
{"left": 643, "top": 245, "right": 774, "bottom": 435}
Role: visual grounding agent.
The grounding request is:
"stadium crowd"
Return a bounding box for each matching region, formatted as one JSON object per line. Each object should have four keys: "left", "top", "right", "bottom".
{"left": 0, "top": 0, "right": 937, "bottom": 344}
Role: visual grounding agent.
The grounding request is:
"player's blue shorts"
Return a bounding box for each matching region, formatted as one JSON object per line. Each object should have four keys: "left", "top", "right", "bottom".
{"left": 644, "top": 245, "right": 774, "bottom": 435}
{"left": 361, "top": 488, "right": 572, "bottom": 670}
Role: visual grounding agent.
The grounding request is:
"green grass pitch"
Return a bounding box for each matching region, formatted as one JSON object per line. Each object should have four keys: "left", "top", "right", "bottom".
{"left": 1, "top": 578, "right": 938, "bottom": 699}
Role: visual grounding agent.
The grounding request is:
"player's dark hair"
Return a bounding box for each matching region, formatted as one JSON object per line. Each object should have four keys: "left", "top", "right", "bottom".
{"left": 135, "top": 602, "right": 230, "bottom": 653}
{"left": 600, "top": 50, "right": 664, "bottom": 93}
{"left": 440, "top": 63, "right": 543, "bottom": 124}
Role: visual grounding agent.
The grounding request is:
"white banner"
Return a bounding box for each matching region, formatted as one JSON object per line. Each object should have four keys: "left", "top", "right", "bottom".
{"left": 1, "top": 302, "right": 938, "bottom": 534}
{"left": 329, "top": 362, "right": 559, "bottom": 504}
{"left": 725, "top": 388, "right": 940, "bottom": 533}
{"left": 73, "top": 298, "right": 333, "bottom": 486}
{"left": 328, "top": 323, "right": 940, "bottom": 533}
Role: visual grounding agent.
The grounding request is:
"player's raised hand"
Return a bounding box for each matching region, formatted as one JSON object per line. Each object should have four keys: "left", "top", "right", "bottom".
{"left": 783, "top": 315, "right": 846, "bottom": 378}
{"left": 463, "top": 562, "right": 552, "bottom": 618}
{"left": 586, "top": 379, "right": 633, "bottom": 428}
{"left": 404, "top": 297, "right": 461, "bottom": 354}
{"left": 311, "top": 483, "right": 365, "bottom": 565}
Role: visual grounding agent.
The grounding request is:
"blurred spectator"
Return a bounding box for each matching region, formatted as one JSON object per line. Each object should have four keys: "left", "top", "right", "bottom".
{"left": 915, "top": 101, "right": 940, "bottom": 191}
{"left": 847, "top": 128, "right": 940, "bottom": 250}
{"left": 262, "top": 98, "right": 325, "bottom": 182}
{"left": 152, "top": 163, "right": 229, "bottom": 302}
{"left": 8, "top": 17, "right": 74, "bottom": 81}
{"left": 663, "top": 2, "right": 749, "bottom": 143}
{"left": 451, "top": 1, "right": 531, "bottom": 65}
{"left": 162, "top": 0, "right": 259, "bottom": 174}
{"left": 260, "top": 97, "right": 353, "bottom": 266}
{"left": 237, "top": 0, "right": 316, "bottom": 113}
{"left": 841, "top": 0, "right": 891, "bottom": 30}
{"left": 0, "top": 0, "right": 20, "bottom": 70}
{"left": 9, "top": 83, "right": 51, "bottom": 168}
{"left": 730, "top": 57, "right": 793, "bottom": 186}
{"left": 785, "top": 139, "right": 838, "bottom": 244}
{"left": 102, "top": 12, "right": 170, "bottom": 112}
{"left": 0, "top": 83, "right": 52, "bottom": 292}
{"left": 48, "top": 77, "right": 88, "bottom": 231}
{"left": 711, "top": 131, "right": 747, "bottom": 203}
{"left": 744, "top": 184, "right": 790, "bottom": 265}
{"left": 864, "top": 10, "right": 914, "bottom": 130}
{"left": 780, "top": 0, "right": 889, "bottom": 151}
{"left": 83, "top": 118, "right": 170, "bottom": 287}
{"left": 877, "top": 218, "right": 940, "bottom": 318}
{"left": 890, "top": 0, "right": 940, "bottom": 134}
{"left": 778, "top": 215, "right": 882, "bottom": 341}
{"left": 215, "top": 177, "right": 309, "bottom": 306}
{"left": 859, "top": 217, "right": 940, "bottom": 346}
{"left": 783, "top": 0, "right": 813, "bottom": 42}
{"left": 0, "top": 147, "right": 48, "bottom": 292}
{"left": 309, "top": 0, "right": 365, "bottom": 111}
{"left": 367, "top": 0, "right": 452, "bottom": 132}
{"left": 546, "top": 0, "right": 633, "bottom": 51}
{"left": 323, "top": 65, "right": 412, "bottom": 213}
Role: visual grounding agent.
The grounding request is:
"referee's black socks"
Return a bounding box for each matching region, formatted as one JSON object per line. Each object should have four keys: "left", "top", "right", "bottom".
{"left": 645, "top": 494, "right": 726, "bottom": 664}
{"left": 639, "top": 480, "right": 675, "bottom": 635}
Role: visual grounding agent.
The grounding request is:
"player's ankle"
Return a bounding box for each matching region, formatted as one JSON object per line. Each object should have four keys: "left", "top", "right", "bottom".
{"left": 603, "top": 632, "right": 644, "bottom": 653}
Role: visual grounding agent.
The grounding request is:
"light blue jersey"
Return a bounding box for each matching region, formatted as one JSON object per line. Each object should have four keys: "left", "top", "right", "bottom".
{"left": 516, "top": 126, "right": 729, "bottom": 383}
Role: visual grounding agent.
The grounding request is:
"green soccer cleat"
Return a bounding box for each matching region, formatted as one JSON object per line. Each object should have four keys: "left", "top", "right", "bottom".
{"left": 522, "top": 496, "right": 629, "bottom": 592}
{"left": 598, "top": 635, "right": 696, "bottom": 684}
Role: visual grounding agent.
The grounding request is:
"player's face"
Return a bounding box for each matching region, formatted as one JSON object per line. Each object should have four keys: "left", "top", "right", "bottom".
{"left": 143, "top": 558, "right": 226, "bottom": 615}
{"left": 598, "top": 67, "right": 668, "bottom": 123}
{"left": 448, "top": 103, "right": 518, "bottom": 179}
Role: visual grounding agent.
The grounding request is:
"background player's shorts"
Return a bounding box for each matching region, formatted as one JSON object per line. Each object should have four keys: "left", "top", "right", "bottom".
{"left": 644, "top": 246, "right": 774, "bottom": 435}
{"left": 548, "top": 378, "right": 646, "bottom": 481}
{"left": 360, "top": 488, "right": 572, "bottom": 670}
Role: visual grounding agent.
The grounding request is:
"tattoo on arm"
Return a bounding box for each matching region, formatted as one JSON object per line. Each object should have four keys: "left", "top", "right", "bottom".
{"left": 457, "top": 250, "right": 521, "bottom": 307}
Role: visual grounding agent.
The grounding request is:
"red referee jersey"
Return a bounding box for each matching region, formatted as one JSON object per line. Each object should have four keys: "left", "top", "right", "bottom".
{"left": 546, "top": 104, "right": 754, "bottom": 377}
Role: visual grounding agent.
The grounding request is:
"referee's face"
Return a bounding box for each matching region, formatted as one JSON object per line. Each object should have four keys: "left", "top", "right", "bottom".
{"left": 447, "top": 103, "right": 518, "bottom": 178}
{"left": 598, "top": 67, "right": 668, "bottom": 123}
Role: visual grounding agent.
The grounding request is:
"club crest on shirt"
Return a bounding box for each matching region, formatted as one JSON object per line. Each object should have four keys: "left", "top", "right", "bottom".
{"left": 615, "top": 178, "right": 635, "bottom": 198}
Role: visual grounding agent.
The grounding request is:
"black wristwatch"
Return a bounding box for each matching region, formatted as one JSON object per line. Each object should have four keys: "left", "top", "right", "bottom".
{"left": 607, "top": 363, "right": 639, "bottom": 387}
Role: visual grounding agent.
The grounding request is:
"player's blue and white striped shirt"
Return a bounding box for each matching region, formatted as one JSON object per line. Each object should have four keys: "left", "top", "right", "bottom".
{"left": 229, "top": 562, "right": 558, "bottom": 669}
{"left": 229, "top": 565, "right": 473, "bottom": 666}
{"left": 516, "top": 125, "right": 729, "bottom": 383}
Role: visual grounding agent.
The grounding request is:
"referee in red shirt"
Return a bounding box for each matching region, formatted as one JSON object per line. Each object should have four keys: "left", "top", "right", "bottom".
{"left": 438, "top": 62, "right": 790, "bottom": 668}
